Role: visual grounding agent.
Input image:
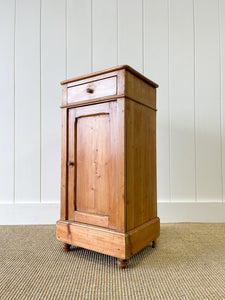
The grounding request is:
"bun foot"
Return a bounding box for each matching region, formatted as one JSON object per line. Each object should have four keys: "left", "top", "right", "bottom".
{"left": 152, "top": 240, "right": 157, "bottom": 248}
{"left": 62, "top": 243, "right": 70, "bottom": 252}
{"left": 117, "top": 258, "right": 128, "bottom": 269}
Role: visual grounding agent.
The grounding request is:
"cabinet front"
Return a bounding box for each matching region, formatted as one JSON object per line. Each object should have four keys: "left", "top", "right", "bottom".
{"left": 67, "top": 101, "right": 120, "bottom": 230}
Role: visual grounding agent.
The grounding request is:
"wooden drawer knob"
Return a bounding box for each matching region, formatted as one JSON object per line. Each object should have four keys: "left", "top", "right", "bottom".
{"left": 86, "top": 87, "right": 94, "bottom": 94}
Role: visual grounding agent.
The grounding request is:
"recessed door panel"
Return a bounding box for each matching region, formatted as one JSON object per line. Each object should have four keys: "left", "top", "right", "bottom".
{"left": 67, "top": 102, "right": 119, "bottom": 230}
{"left": 76, "top": 113, "right": 111, "bottom": 215}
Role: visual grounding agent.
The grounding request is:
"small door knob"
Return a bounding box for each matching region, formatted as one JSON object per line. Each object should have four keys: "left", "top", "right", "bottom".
{"left": 67, "top": 161, "right": 74, "bottom": 167}
{"left": 86, "top": 87, "right": 94, "bottom": 94}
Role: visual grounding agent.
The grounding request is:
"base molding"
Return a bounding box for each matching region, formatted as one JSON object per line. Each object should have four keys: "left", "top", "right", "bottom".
{"left": 56, "top": 220, "right": 126, "bottom": 259}
{"left": 56, "top": 217, "right": 160, "bottom": 259}
{"left": 126, "top": 217, "right": 160, "bottom": 257}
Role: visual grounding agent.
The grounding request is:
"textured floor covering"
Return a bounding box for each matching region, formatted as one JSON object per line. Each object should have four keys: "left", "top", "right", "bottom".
{"left": 0, "top": 223, "right": 224, "bottom": 300}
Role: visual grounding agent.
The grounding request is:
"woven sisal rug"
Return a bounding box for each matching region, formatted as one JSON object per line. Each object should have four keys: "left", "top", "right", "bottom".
{"left": 0, "top": 223, "right": 224, "bottom": 299}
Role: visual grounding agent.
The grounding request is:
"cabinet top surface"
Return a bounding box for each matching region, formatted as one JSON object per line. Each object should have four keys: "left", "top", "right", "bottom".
{"left": 61, "top": 65, "right": 159, "bottom": 88}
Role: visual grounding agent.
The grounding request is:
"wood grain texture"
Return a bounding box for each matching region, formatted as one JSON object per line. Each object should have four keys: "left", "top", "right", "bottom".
{"left": 60, "top": 87, "right": 69, "bottom": 219}
{"left": 115, "top": 98, "right": 126, "bottom": 233}
{"left": 117, "top": 69, "right": 126, "bottom": 95}
{"left": 0, "top": 0, "right": 15, "bottom": 203}
{"left": 62, "top": 65, "right": 158, "bottom": 88}
{"left": 61, "top": 85, "right": 67, "bottom": 106}
{"left": 170, "top": 0, "right": 195, "bottom": 202}
{"left": 144, "top": 0, "right": 170, "bottom": 203}
{"left": 66, "top": 71, "right": 118, "bottom": 88}
{"left": 61, "top": 95, "right": 122, "bottom": 110}
{"left": 56, "top": 220, "right": 126, "bottom": 259}
{"left": 195, "top": 0, "right": 222, "bottom": 202}
{"left": 67, "top": 102, "right": 119, "bottom": 230}
{"left": 74, "top": 211, "right": 109, "bottom": 228}
{"left": 41, "top": 0, "right": 65, "bottom": 203}
{"left": 60, "top": 109, "right": 68, "bottom": 220}
{"left": 15, "top": 0, "right": 40, "bottom": 203}
{"left": 67, "top": 108, "right": 76, "bottom": 220}
{"left": 76, "top": 113, "right": 111, "bottom": 216}
{"left": 56, "top": 216, "right": 160, "bottom": 260}
{"left": 126, "top": 217, "right": 160, "bottom": 258}
{"left": 126, "top": 99, "right": 157, "bottom": 231}
{"left": 68, "top": 76, "right": 117, "bottom": 104}
{"left": 58, "top": 66, "right": 159, "bottom": 265}
{"left": 125, "top": 70, "right": 156, "bottom": 110}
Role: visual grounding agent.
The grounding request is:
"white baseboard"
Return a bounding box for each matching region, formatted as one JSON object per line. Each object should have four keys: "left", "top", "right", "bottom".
{"left": 0, "top": 202, "right": 224, "bottom": 225}
{"left": 0, "top": 203, "right": 60, "bottom": 225}
{"left": 158, "top": 202, "right": 225, "bottom": 223}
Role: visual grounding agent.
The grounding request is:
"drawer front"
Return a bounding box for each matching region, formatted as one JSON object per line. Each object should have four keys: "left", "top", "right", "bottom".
{"left": 67, "top": 76, "right": 117, "bottom": 104}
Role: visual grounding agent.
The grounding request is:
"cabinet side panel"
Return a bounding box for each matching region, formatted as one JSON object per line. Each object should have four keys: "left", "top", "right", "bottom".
{"left": 67, "top": 109, "right": 76, "bottom": 220}
{"left": 116, "top": 99, "right": 126, "bottom": 233}
{"left": 126, "top": 99, "right": 157, "bottom": 231}
{"left": 60, "top": 108, "right": 68, "bottom": 220}
{"left": 125, "top": 71, "right": 156, "bottom": 109}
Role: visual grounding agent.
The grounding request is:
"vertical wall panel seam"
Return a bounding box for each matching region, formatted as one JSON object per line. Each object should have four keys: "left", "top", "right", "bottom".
{"left": 193, "top": 0, "right": 197, "bottom": 202}
{"left": 218, "top": 0, "right": 224, "bottom": 202}
{"left": 40, "top": 0, "right": 42, "bottom": 203}
{"left": 65, "top": 0, "right": 68, "bottom": 78}
{"left": 13, "top": 0, "right": 16, "bottom": 204}
{"left": 91, "top": 0, "right": 93, "bottom": 72}
{"left": 168, "top": 0, "right": 172, "bottom": 202}
{"left": 142, "top": 0, "right": 144, "bottom": 74}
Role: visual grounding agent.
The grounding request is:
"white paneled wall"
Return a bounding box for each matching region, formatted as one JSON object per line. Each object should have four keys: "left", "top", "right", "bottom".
{"left": 41, "top": 0, "right": 65, "bottom": 203}
{"left": 118, "top": 0, "right": 143, "bottom": 72}
{"left": 0, "top": 0, "right": 224, "bottom": 224}
{"left": 15, "top": 0, "right": 41, "bottom": 203}
{"left": 220, "top": 0, "right": 225, "bottom": 200}
{"left": 170, "top": 0, "right": 195, "bottom": 202}
{"left": 92, "top": 0, "right": 117, "bottom": 71}
{"left": 195, "top": 0, "right": 222, "bottom": 202}
{"left": 67, "top": 0, "right": 92, "bottom": 77}
{"left": 0, "top": 0, "right": 15, "bottom": 204}
{"left": 144, "top": 0, "right": 170, "bottom": 202}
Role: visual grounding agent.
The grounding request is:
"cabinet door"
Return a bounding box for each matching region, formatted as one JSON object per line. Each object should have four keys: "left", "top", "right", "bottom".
{"left": 67, "top": 101, "right": 123, "bottom": 230}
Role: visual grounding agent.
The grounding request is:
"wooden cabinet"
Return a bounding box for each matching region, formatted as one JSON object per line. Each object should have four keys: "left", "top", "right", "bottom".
{"left": 56, "top": 65, "right": 160, "bottom": 269}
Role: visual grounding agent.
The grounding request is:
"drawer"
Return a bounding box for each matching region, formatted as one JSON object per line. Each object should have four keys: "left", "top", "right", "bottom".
{"left": 67, "top": 76, "right": 117, "bottom": 104}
